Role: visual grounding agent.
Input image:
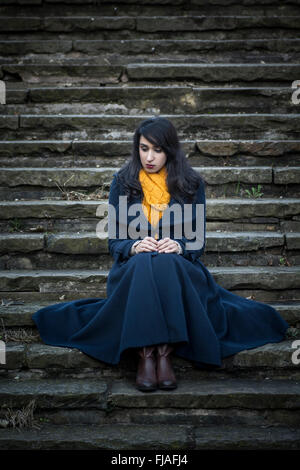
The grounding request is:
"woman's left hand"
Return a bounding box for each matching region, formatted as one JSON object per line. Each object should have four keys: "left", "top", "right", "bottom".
{"left": 157, "top": 237, "right": 180, "bottom": 254}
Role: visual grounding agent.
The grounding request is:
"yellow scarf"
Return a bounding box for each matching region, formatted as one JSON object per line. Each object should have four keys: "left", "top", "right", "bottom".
{"left": 139, "top": 165, "right": 170, "bottom": 239}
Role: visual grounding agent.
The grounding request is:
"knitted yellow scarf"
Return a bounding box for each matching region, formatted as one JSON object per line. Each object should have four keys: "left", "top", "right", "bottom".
{"left": 139, "top": 165, "right": 170, "bottom": 238}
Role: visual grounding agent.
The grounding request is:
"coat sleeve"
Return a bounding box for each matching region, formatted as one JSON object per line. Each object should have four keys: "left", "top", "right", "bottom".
{"left": 173, "top": 182, "right": 206, "bottom": 263}
{"left": 108, "top": 173, "right": 137, "bottom": 263}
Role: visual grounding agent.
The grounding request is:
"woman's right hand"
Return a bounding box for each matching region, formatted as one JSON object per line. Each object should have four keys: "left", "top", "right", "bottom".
{"left": 135, "top": 236, "right": 158, "bottom": 254}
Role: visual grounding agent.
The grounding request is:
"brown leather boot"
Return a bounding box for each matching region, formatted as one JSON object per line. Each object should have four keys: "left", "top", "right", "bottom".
{"left": 135, "top": 345, "right": 157, "bottom": 392}
{"left": 156, "top": 343, "right": 177, "bottom": 390}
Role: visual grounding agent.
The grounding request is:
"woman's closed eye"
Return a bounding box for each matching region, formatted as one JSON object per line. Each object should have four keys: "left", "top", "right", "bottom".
{"left": 140, "top": 146, "right": 162, "bottom": 153}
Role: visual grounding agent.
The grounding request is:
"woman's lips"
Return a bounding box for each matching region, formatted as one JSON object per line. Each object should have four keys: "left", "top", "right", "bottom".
{"left": 146, "top": 164, "right": 155, "bottom": 168}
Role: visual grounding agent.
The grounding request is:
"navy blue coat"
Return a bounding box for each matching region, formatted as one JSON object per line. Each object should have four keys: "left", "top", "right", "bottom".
{"left": 32, "top": 173, "right": 289, "bottom": 368}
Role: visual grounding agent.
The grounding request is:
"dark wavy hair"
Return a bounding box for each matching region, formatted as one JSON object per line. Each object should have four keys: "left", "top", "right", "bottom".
{"left": 116, "top": 116, "right": 206, "bottom": 204}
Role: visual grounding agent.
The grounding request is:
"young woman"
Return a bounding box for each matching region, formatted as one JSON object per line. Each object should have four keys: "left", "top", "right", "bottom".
{"left": 32, "top": 117, "right": 289, "bottom": 393}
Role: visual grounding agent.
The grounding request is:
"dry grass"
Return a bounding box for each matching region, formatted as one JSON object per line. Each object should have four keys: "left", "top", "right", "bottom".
{"left": 0, "top": 323, "right": 40, "bottom": 344}
{"left": 4, "top": 400, "right": 39, "bottom": 430}
{"left": 54, "top": 180, "right": 110, "bottom": 201}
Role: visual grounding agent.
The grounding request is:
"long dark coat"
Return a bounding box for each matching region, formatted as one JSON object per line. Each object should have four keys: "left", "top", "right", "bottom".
{"left": 32, "top": 172, "right": 289, "bottom": 368}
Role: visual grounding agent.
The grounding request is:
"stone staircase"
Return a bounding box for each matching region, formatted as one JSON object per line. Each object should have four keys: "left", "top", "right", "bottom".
{"left": 0, "top": 0, "right": 300, "bottom": 450}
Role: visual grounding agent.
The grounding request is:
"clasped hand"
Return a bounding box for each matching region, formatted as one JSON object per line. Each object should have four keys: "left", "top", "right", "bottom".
{"left": 135, "top": 236, "right": 180, "bottom": 254}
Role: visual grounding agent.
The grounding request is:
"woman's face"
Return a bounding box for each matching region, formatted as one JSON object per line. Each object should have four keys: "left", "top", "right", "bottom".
{"left": 139, "top": 135, "right": 167, "bottom": 173}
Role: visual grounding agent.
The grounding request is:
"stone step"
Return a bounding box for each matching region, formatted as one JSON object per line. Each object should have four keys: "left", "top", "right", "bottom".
{"left": 1, "top": 114, "right": 299, "bottom": 141}
{"left": 1, "top": 86, "right": 297, "bottom": 114}
{"left": 1, "top": 51, "right": 299, "bottom": 67}
{"left": 2, "top": 377, "right": 299, "bottom": 411}
{"left": 1, "top": 340, "right": 299, "bottom": 380}
{"left": 0, "top": 166, "right": 299, "bottom": 199}
{"left": 1, "top": 198, "right": 299, "bottom": 221}
{"left": 0, "top": 15, "right": 298, "bottom": 35}
{"left": 4, "top": 216, "right": 298, "bottom": 239}
{"left": 1, "top": 63, "right": 123, "bottom": 85}
{"left": 2, "top": 251, "right": 296, "bottom": 272}
{"left": 0, "top": 165, "right": 292, "bottom": 184}
{"left": 4, "top": 83, "right": 298, "bottom": 109}
{"left": 0, "top": 422, "right": 299, "bottom": 450}
{"left": 2, "top": 254, "right": 299, "bottom": 274}
{"left": 0, "top": 139, "right": 299, "bottom": 168}
{"left": 1, "top": 230, "right": 297, "bottom": 271}
{"left": 0, "top": 266, "right": 299, "bottom": 295}
{"left": 0, "top": 377, "right": 299, "bottom": 429}
{"left": 1, "top": 300, "right": 299, "bottom": 328}
{"left": 1, "top": 38, "right": 300, "bottom": 57}
{"left": 0, "top": 231, "right": 289, "bottom": 254}
{"left": 126, "top": 63, "right": 300, "bottom": 84}
{"left": 1, "top": 2, "right": 299, "bottom": 17}
{"left": 2, "top": 62, "right": 300, "bottom": 86}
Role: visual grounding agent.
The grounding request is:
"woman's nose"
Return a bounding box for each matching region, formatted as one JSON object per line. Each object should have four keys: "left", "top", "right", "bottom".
{"left": 147, "top": 151, "right": 154, "bottom": 161}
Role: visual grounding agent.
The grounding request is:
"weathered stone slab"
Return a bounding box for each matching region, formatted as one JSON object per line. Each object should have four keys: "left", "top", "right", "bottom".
{"left": 26, "top": 343, "right": 102, "bottom": 369}
{"left": 72, "top": 140, "right": 132, "bottom": 156}
{"left": 73, "top": 39, "right": 300, "bottom": 54}
{"left": 72, "top": 139, "right": 194, "bottom": 156}
{"left": 44, "top": 16, "right": 135, "bottom": 32}
{"left": 136, "top": 16, "right": 300, "bottom": 32}
{"left": 0, "top": 423, "right": 190, "bottom": 450}
{"left": 0, "top": 140, "right": 72, "bottom": 155}
{"left": 0, "top": 16, "right": 42, "bottom": 31}
{"left": 0, "top": 200, "right": 103, "bottom": 219}
{"left": 193, "top": 87, "right": 294, "bottom": 113}
{"left": 1, "top": 199, "right": 300, "bottom": 222}
{"left": 0, "top": 166, "right": 273, "bottom": 187}
{"left": 211, "top": 266, "right": 300, "bottom": 290}
{"left": 109, "top": 378, "right": 300, "bottom": 409}
{"left": 224, "top": 340, "right": 298, "bottom": 369}
{"left": 0, "top": 301, "right": 52, "bottom": 326}
{"left": 206, "top": 232, "right": 284, "bottom": 251}
{"left": 0, "top": 269, "right": 108, "bottom": 292}
{"left": 127, "top": 63, "right": 300, "bottom": 82}
{"left": 18, "top": 114, "right": 300, "bottom": 136}
{"left": 0, "top": 168, "right": 115, "bottom": 187}
{"left": 197, "top": 166, "right": 272, "bottom": 184}
{"left": 195, "top": 140, "right": 300, "bottom": 157}
{"left": 45, "top": 232, "right": 108, "bottom": 254}
{"left": 0, "top": 266, "right": 299, "bottom": 293}
{"left": 2, "top": 64, "right": 123, "bottom": 84}
{"left": 0, "top": 116, "right": 18, "bottom": 130}
{"left": 193, "top": 425, "right": 300, "bottom": 450}
{"left": 0, "top": 234, "right": 44, "bottom": 253}
{"left": 0, "top": 231, "right": 283, "bottom": 254}
{"left": 207, "top": 199, "right": 300, "bottom": 220}
{"left": 274, "top": 167, "right": 300, "bottom": 185}
{"left": 0, "top": 139, "right": 296, "bottom": 158}
{"left": 25, "top": 84, "right": 295, "bottom": 114}
{"left": 286, "top": 233, "right": 300, "bottom": 250}
{"left": 0, "top": 378, "right": 108, "bottom": 409}
{"left": 0, "top": 40, "right": 72, "bottom": 55}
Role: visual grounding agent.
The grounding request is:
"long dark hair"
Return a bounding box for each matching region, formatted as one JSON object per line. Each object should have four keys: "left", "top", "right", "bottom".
{"left": 116, "top": 117, "right": 206, "bottom": 204}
